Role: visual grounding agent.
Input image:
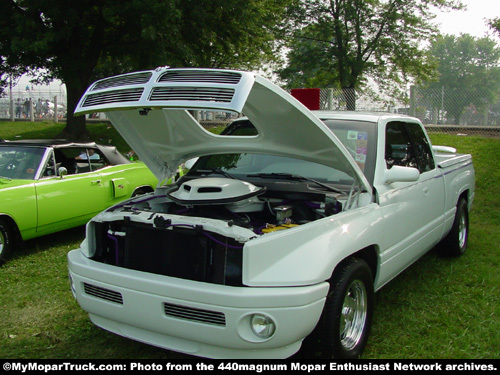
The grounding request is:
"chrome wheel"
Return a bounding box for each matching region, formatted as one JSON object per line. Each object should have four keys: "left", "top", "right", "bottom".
{"left": 0, "top": 229, "right": 4, "bottom": 255}
{"left": 340, "top": 279, "right": 368, "bottom": 350}
{"left": 0, "top": 218, "right": 14, "bottom": 265}
{"left": 458, "top": 208, "right": 468, "bottom": 251}
{"left": 319, "top": 258, "right": 373, "bottom": 359}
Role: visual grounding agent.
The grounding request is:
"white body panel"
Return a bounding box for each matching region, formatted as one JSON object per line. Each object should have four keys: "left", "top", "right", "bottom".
{"left": 68, "top": 69, "right": 475, "bottom": 359}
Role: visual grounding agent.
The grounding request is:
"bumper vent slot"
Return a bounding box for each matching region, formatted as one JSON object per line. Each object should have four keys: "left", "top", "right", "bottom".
{"left": 163, "top": 302, "right": 226, "bottom": 326}
{"left": 84, "top": 283, "right": 123, "bottom": 304}
{"left": 92, "top": 72, "right": 152, "bottom": 90}
{"left": 158, "top": 71, "right": 241, "bottom": 85}
{"left": 149, "top": 87, "right": 235, "bottom": 103}
{"left": 82, "top": 88, "right": 144, "bottom": 107}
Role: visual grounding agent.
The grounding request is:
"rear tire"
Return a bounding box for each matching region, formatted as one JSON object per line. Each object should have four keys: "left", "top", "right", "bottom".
{"left": 0, "top": 218, "right": 14, "bottom": 266}
{"left": 438, "top": 198, "right": 469, "bottom": 257}
{"left": 320, "top": 258, "right": 374, "bottom": 358}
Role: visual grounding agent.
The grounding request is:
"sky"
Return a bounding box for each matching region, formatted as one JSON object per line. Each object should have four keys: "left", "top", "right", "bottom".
{"left": 433, "top": 0, "right": 500, "bottom": 37}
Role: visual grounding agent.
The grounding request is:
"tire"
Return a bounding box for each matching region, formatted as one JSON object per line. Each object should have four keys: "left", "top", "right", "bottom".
{"left": 0, "top": 218, "right": 14, "bottom": 266}
{"left": 320, "top": 258, "right": 374, "bottom": 359}
{"left": 438, "top": 198, "right": 469, "bottom": 257}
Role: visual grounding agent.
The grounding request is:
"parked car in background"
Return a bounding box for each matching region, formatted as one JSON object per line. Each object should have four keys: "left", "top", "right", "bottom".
{"left": 0, "top": 140, "right": 158, "bottom": 265}
{"left": 68, "top": 68, "right": 474, "bottom": 359}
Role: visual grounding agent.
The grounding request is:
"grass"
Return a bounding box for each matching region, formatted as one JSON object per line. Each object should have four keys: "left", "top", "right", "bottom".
{"left": 0, "top": 121, "right": 499, "bottom": 359}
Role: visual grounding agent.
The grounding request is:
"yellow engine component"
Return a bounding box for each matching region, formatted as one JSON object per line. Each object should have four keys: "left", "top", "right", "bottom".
{"left": 261, "top": 223, "right": 299, "bottom": 233}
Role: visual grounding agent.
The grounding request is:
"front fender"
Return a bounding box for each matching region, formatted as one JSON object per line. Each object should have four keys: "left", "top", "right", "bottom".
{"left": 243, "top": 204, "right": 383, "bottom": 287}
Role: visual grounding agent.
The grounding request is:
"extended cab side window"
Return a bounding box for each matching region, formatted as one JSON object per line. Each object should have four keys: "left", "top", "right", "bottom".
{"left": 385, "top": 122, "right": 418, "bottom": 170}
{"left": 405, "top": 123, "right": 435, "bottom": 172}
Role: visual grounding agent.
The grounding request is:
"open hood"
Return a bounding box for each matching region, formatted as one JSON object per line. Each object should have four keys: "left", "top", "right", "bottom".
{"left": 75, "top": 68, "right": 370, "bottom": 192}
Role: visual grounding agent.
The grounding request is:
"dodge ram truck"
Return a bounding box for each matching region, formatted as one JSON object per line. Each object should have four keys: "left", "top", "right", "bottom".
{"left": 67, "top": 68, "right": 475, "bottom": 359}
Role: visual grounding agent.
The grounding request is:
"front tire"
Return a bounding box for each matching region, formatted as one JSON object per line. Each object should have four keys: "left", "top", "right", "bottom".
{"left": 0, "top": 218, "right": 14, "bottom": 266}
{"left": 320, "top": 258, "right": 374, "bottom": 358}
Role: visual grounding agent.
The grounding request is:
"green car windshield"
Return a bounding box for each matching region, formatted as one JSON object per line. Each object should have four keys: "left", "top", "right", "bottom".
{"left": 0, "top": 146, "right": 46, "bottom": 180}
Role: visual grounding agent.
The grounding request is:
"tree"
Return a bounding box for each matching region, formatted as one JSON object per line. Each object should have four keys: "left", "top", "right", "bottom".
{"left": 279, "top": 0, "right": 463, "bottom": 110}
{"left": 0, "top": 0, "right": 292, "bottom": 139}
{"left": 489, "top": 17, "right": 500, "bottom": 37}
{"left": 422, "top": 34, "right": 500, "bottom": 124}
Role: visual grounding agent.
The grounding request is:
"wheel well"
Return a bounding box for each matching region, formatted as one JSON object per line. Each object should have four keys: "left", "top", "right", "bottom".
{"left": 132, "top": 185, "right": 154, "bottom": 196}
{"left": 0, "top": 214, "right": 22, "bottom": 244}
{"left": 459, "top": 189, "right": 469, "bottom": 205}
{"left": 334, "top": 246, "right": 378, "bottom": 283}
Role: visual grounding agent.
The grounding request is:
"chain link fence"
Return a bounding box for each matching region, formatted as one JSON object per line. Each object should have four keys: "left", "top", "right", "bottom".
{"left": 2, "top": 83, "right": 499, "bottom": 137}
{"left": 315, "top": 86, "right": 500, "bottom": 137}
{"left": 0, "top": 87, "right": 67, "bottom": 121}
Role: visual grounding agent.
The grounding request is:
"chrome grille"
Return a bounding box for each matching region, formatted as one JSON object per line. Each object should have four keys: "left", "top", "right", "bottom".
{"left": 163, "top": 302, "right": 226, "bottom": 326}
{"left": 82, "top": 88, "right": 144, "bottom": 107}
{"left": 158, "top": 71, "right": 241, "bottom": 85}
{"left": 83, "top": 283, "right": 123, "bottom": 304}
{"left": 149, "top": 87, "right": 234, "bottom": 103}
{"left": 92, "top": 73, "right": 152, "bottom": 90}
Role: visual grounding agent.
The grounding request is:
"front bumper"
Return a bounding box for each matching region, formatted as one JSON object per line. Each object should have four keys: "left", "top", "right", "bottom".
{"left": 68, "top": 249, "right": 329, "bottom": 359}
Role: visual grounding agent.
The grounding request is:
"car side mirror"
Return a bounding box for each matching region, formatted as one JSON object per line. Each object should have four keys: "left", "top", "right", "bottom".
{"left": 383, "top": 165, "right": 420, "bottom": 184}
{"left": 58, "top": 166, "right": 68, "bottom": 178}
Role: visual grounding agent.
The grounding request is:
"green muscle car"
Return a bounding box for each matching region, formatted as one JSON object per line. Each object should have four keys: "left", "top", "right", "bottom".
{"left": 0, "top": 139, "right": 158, "bottom": 265}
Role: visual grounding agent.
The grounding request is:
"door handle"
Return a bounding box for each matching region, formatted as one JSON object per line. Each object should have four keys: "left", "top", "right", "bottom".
{"left": 91, "top": 180, "right": 101, "bottom": 186}
{"left": 423, "top": 186, "right": 429, "bottom": 196}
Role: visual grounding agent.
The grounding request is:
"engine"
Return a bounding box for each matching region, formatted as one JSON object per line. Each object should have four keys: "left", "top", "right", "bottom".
{"left": 87, "top": 178, "right": 342, "bottom": 286}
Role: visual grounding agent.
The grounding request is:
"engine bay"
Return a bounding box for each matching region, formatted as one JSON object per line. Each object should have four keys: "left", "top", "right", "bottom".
{"left": 122, "top": 177, "right": 343, "bottom": 235}
{"left": 86, "top": 177, "right": 347, "bottom": 285}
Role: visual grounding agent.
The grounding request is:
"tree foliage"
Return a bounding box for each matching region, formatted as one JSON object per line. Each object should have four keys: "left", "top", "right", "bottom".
{"left": 489, "top": 17, "right": 500, "bottom": 37}
{"left": 279, "top": 0, "right": 464, "bottom": 110}
{"left": 421, "top": 34, "right": 500, "bottom": 124}
{"left": 0, "top": 0, "right": 292, "bottom": 139}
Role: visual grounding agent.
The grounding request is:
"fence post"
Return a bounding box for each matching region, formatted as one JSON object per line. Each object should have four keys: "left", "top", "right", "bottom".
{"left": 10, "top": 99, "right": 14, "bottom": 121}
{"left": 54, "top": 96, "right": 58, "bottom": 123}
{"left": 409, "top": 85, "right": 416, "bottom": 117}
{"left": 328, "top": 89, "right": 334, "bottom": 110}
{"left": 30, "top": 99, "right": 34, "bottom": 122}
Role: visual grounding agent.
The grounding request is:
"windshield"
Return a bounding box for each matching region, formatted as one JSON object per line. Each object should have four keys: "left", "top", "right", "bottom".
{"left": 321, "top": 119, "right": 376, "bottom": 184}
{"left": 214, "top": 118, "right": 376, "bottom": 184}
{"left": 189, "top": 153, "right": 356, "bottom": 187}
{"left": 0, "top": 146, "right": 46, "bottom": 180}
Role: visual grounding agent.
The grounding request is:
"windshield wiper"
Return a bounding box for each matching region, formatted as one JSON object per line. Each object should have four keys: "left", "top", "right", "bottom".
{"left": 0, "top": 175, "right": 12, "bottom": 181}
{"left": 194, "top": 168, "right": 238, "bottom": 180}
{"left": 247, "top": 173, "right": 344, "bottom": 194}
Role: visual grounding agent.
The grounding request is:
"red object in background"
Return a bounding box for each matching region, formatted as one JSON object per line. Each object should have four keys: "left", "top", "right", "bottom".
{"left": 291, "top": 88, "right": 320, "bottom": 110}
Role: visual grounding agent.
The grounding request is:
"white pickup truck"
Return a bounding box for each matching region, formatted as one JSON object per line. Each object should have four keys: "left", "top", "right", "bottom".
{"left": 68, "top": 68, "right": 475, "bottom": 359}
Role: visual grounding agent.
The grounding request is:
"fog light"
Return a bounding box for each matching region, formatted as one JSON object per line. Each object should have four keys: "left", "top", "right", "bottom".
{"left": 250, "top": 314, "right": 276, "bottom": 339}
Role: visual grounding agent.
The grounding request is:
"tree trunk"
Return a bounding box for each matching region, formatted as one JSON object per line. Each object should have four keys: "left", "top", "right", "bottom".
{"left": 59, "top": 83, "right": 91, "bottom": 141}
{"left": 342, "top": 86, "right": 356, "bottom": 111}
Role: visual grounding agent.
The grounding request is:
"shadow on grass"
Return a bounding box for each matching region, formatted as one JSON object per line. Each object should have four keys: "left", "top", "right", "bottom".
{"left": 12, "top": 226, "right": 86, "bottom": 263}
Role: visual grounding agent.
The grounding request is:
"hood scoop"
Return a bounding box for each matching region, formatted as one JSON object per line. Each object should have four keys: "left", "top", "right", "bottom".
{"left": 168, "top": 178, "right": 266, "bottom": 205}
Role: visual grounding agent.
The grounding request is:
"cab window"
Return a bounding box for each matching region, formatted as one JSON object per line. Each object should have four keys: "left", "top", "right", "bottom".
{"left": 385, "top": 121, "right": 434, "bottom": 173}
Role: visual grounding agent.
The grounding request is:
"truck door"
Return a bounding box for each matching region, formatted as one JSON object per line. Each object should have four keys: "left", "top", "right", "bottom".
{"left": 375, "top": 121, "right": 445, "bottom": 285}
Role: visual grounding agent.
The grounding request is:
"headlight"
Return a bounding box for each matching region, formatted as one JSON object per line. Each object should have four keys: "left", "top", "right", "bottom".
{"left": 250, "top": 314, "right": 276, "bottom": 339}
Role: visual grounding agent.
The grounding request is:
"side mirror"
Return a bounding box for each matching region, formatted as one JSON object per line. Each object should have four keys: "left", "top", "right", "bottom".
{"left": 58, "top": 166, "right": 68, "bottom": 178}
{"left": 383, "top": 165, "right": 420, "bottom": 184}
